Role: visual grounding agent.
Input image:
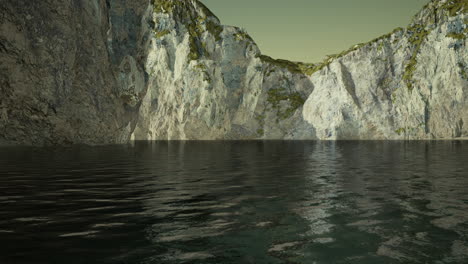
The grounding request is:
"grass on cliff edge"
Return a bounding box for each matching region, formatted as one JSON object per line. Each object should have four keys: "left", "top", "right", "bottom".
{"left": 267, "top": 88, "right": 306, "bottom": 121}
{"left": 257, "top": 26, "right": 404, "bottom": 77}
{"left": 152, "top": 0, "right": 466, "bottom": 83}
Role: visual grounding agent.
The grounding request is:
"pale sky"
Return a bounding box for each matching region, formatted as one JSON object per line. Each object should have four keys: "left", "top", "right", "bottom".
{"left": 201, "top": 0, "right": 429, "bottom": 62}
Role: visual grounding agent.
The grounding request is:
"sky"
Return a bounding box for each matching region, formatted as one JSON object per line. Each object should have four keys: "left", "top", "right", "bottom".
{"left": 200, "top": 0, "right": 429, "bottom": 63}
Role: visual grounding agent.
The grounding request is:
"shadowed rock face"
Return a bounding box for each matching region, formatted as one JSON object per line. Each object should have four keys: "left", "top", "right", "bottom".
{"left": 0, "top": 0, "right": 466, "bottom": 145}
{"left": 0, "top": 0, "right": 150, "bottom": 145}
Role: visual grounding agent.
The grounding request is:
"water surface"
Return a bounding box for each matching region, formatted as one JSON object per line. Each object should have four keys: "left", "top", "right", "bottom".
{"left": 0, "top": 141, "right": 467, "bottom": 263}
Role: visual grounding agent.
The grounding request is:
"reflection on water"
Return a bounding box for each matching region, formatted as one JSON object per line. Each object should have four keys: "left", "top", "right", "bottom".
{"left": 0, "top": 141, "right": 467, "bottom": 264}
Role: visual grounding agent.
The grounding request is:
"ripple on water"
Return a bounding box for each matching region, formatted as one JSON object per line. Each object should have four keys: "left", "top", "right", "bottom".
{"left": 59, "top": 231, "right": 100, "bottom": 238}
{"left": 268, "top": 241, "right": 302, "bottom": 252}
{"left": 0, "top": 141, "right": 467, "bottom": 263}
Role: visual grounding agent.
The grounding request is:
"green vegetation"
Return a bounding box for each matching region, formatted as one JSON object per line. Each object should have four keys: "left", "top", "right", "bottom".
{"left": 440, "top": 0, "right": 467, "bottom": 17}
{"left": 257, "top": 51, "right": 343, "bottom": 77}
{"left": 186, "top": 14, "right": 224, "bottom": 60}
{"left": 194, "top": 63, "right": 207, "bottom": 71}
{"left": 265, "top": 68, "right": 276, "bottom": 77}
{"left": 258, "top": 55, "right": 329, "bottom": 77}
{"left": 446, "top": 32, "right": 465, "bottom": 40}
{"left": 206, "top": 20, "right": 223, "bottom": 41}
{"left": 407, "top": 24, "right": 429, "bottom": 47}
{"left": 391, "top": 92, "right": 398, "bottom": 104}
{"left": 297, "top": 61, "right": 330, "bottom": 76}
{"left": 234, "top": 31, "right": 254, "bottom": 42}
{"left": 377, "top": 41, "right": 385, "bottom": 51}
{"left": 152, "top": 0, "right": 224, "bottom": 61}
{"left": 153, "top": 0, "right": 174, "bottom": 13}
{"left": 256, "top": 128, "right": 264, "bottom": 136}
{"left": 254, "top": 114, "right": 266, "bottom": 136}
{"left": 152, "top": 0, "right": 204, "bottom": 60}
{"left": 402, "top": 24, "right": 431, "bottom": 91}
{"left": 258, "top": 55, "right": 301, "bottom": 74}
{"left": 155, "top": 29, "right": 170, "bottom": 38}
{"left": 196, "top": 16, "right": 223, "bottom": 42}
{"left": 400, "top": 0, "right": 467, "bottom": 91}
{"left": 458, "top": 62, "right": 467, "bottom": 80}
{"left": 203, "top": 75, "right": 212, "bottom": 83}
{"left": 257, "top": 27, "right": 404, "bottom": 77}
{"left": 395, "top": 127, "right": 406, "bottom": 136}
{"left": 188, "top": 38, "right": 202, "bottom": 61}
{"left": 186, "top": 18, "right": 212, "bottom": 61}
{"left": 319, "top": 27, "right": 403, "bottom": 61}
{"left": 403, "top": 58, "right": 418, "bottom": 91}
{"left": 267, "top": 88, "right": 306, "bottom": 120}
{"left": 120, "top": 94, "right": 134, "bottom": 105}
{"left": 154, "top": 0, "right": 407, "bottom": 77}
{"left": 194, "top": 63, "right": 211, "bottom": 83}
{"left": 395, "top": 122, "right": 426, "bottom": 137}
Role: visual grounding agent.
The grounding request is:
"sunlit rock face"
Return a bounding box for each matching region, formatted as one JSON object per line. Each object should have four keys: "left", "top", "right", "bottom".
{"left": 133, "top": 0, "right": 466, "bottom": 140}
{"left": 303, "top": 1, "right": 468, "bottom": 140}
{"left": 0, "top": 0, "right": 466, "bottom": 144}
{"left": 131, "top": 0, "right": 316, "bottom": 140}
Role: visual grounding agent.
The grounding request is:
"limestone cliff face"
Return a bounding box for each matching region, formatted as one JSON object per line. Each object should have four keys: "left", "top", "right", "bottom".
{"left": 132, "top": 0, "right": 315, "bottom": 140}
{"left": 302, "top": 1, "right": 468, "bottom": 140}
{"left": 132, "top": 0, "right": 467, "bottom": 140}
{"left": 0, "top": 0, "right": 466, "bottom": 144}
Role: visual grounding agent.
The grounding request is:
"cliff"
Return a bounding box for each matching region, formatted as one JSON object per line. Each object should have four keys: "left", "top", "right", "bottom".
{"left": 0, "top": 0, "right": 466, "bottom": 144}
{"left": 0, "top": 0, "right": 150, "bottom": 144}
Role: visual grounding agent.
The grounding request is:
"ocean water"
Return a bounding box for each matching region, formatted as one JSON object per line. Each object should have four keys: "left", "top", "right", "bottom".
{"left": 0, "top": 141, "right": 467, "bottom": 264}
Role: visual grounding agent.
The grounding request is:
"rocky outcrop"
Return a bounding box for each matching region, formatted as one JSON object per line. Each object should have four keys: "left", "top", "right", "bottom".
{"left": 0, "top": 0, "right": 466, "bottom": 144}
{"left": 131, "top": 0, "right": 316, "bottom": 140}
{"left": 0, "top": 0, "right": 150, "bottom": 145}
{"left": 302, "top": 0, "right": 468, "bottom": 140}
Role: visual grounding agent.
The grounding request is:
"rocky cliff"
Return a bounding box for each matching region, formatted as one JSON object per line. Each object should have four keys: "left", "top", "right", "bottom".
{"left": 0, "top": 0, "right": 466, "bottom": 145}
{"left": 0, "top": 0, "right": 150, "bottom": 145}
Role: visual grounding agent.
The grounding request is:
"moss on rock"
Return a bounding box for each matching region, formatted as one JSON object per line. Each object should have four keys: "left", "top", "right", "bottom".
{"left": 254, "top": 114, "right": 266, "bottom": 136}
{"left": 193, "top": 63, "right": 211, "bottom": 83}
{"left": 440, "top": 0, "right": 467, "bottom": 17}
{"left": 267, "top": 88, "right": 306, "bottom": 120}
{"left": 447, "top": 32, "right": 466, "bottom": 39}
{"left": 155, "top": 29, "right": 170, "bottom": 38}
{"left": 458, "top": 62, "right": 468, "bottom": 80}
{"left": 152, "top": 0, "right": 224, "bottom": 62}
{"left": 256, "top": 27, "right": 404, "bottom": 77}
{"left": 153, "top": 0, "right": 174, "bottom": 14}
{"left": 206, "top": 20, "right": 223, "bottom": 42}
{"left": 403, "top": 24, "right": 431, "bottom": 91}
{"left": 234, "top": 31, "right": 254, "bottom": 42}
{"left": 395, "top": 127, "right": 406, "bottom": 135}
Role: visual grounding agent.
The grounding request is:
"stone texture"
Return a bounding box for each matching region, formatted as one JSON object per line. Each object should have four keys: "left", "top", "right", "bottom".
{"left": 303, "top": 1, "right": 468, "bottom": 139}
{"left": 0, "top": 0, "right": 466, "bottom": 144}
{"left": 0, "top": 0, "right": 150, "bottom": 145}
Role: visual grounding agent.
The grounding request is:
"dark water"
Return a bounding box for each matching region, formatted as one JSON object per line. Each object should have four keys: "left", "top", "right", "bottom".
{"left": 1, "top": 141, "right": 467, "bottom": 264}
